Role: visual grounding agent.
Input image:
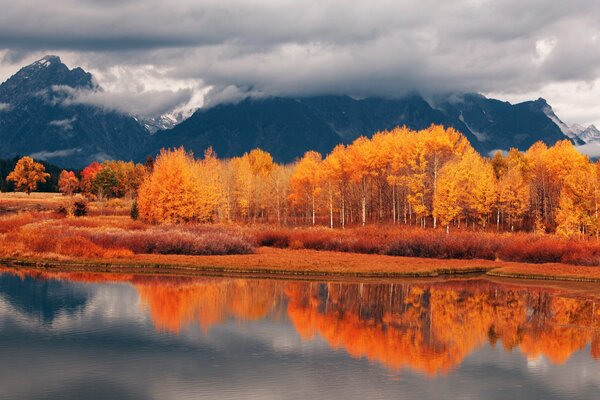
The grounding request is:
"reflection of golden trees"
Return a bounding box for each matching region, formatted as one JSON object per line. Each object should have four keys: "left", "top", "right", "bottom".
{"left": 285, "top": 280, "right": 600, "bottom": 376}
{"left": 2, "top": 266, "right": 600, "bottom": 374}
{"left": 0, "top": 268, "right": 283, "bottom": 334}
{"left": 134, "top": 277, "right": 283, "bottom": 333}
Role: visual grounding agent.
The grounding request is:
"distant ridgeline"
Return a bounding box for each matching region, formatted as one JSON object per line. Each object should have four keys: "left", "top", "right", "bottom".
{"left": 0, "top": 157, "right": 62, "bottom": 192}
{"left": 1, "top": 55, "right": 597, "bottom": 168}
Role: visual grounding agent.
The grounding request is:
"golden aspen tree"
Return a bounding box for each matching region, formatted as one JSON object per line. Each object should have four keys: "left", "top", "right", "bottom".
{"left": 433, "top": 159, "right": 462, "bottom": 233}
{"left": 370, "top": 132, "right": 394, "bottom": 221}
{"left": 322, "top": 144, "right": 351, "bottom": 227}
{"left": 498, "top": 151, "right": 530, "bottom": 231}
{"left": 556, "top": 161, "right": 597, "bottom": 237}
{"left": 197, "top": 147, "right": 224, "bottom": 222}
{"left": 290, "top": 151, "right": 323, "bottom": 225}
{"left": 231, "top": 155, "right": 253, "bottom": 220}
{"left": 346, "top": 137, "right": 375, "bottom": 226}
{"left": 219, "top": 159, "right": 237, "bottom": 222}
{"left": 7, "top": 156, "right": 50, "bottom": 194}
{"left": 491, "top": 151, "right": 508, "bottom": 230}
{"left": 270, "top": 163, "right": 293, "bottom": 225}
{"left": 247, "top": 149, "right": 275, "bottom": 222}
{"left": 471, "top": 160, "right": 497, "bottom": 228}
{"left": 387, "top": 127, "right": 416, "bottom": 224}
{"left": 422, "top": 125, "right": 469, "bottom": 228}
{"left": 137, "top": 147, "right": 216, "bottom": 223}
{"left": 407, "top": 137, "right": 429, "bottom": 227}
{"left": 458, "top": 149, "right": 496, "bottom": 228}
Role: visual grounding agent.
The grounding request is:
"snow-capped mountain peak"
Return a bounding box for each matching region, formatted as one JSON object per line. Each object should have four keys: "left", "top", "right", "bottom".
{"left": 575, "top": 124, "right": 600, "bottom": 143}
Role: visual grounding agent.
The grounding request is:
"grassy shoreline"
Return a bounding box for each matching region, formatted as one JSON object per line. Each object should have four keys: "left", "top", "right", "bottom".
{"left": 2, "top": 247, "right": 600, "bottom": 283}
{"left": 3, "top": 193, "right": 600, "bottom": 283}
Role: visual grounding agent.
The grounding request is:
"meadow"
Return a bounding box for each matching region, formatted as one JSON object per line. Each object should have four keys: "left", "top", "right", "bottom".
{"left": 3, "top": 193, "right": 600, "bottom": 282}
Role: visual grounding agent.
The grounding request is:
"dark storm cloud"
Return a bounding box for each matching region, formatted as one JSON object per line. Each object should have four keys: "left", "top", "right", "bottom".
{"left": 1, "top": 0, "right": 600, "bottom": 109}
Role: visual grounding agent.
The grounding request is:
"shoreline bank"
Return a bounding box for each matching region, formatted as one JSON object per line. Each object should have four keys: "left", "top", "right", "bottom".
{"left": 2, "top": 247, "right": 600, "bottom": 283}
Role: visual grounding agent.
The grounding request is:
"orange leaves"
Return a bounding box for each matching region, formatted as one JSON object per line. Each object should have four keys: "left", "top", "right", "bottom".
{"left": 58, "top": 170, "right": 79, "bottom": 196}
{"left": 289, "top": 151, "right": 323, "bottom": 225}
{"left": 6, "top": 156, "right": 50, "bottom": 194}
{"left": 137, "top": 147, "right": 222, "bottom": 224}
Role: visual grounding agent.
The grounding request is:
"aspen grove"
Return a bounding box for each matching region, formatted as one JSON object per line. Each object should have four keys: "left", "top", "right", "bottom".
{"left": 75, "top": 125, "right": 598, "bottom": 237}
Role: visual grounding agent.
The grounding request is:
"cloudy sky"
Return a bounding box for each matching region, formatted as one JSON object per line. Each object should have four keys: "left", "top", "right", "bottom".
{"left": 0, "top": 0, "right": 599, "bottom": 126}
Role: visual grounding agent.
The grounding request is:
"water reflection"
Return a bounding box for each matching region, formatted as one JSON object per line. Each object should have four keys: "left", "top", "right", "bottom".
{"left": 1, "top": 266, "right": 599, "bottom": 378}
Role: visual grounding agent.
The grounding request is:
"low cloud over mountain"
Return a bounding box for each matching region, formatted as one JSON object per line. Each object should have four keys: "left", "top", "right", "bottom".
{"left": 0, "top": 1, "right": 599, "bottom": 127}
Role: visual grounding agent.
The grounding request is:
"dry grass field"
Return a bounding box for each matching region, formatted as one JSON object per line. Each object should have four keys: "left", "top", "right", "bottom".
{"left": 2, "top": 192, "right": 600, "bottom": 281}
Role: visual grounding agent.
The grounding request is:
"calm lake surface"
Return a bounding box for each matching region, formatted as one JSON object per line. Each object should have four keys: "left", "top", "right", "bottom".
{"left": 1, "top": 267, "right": 600, "bottom": 400}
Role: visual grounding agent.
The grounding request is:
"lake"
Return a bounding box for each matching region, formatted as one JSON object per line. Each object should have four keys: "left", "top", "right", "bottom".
{"left": 1, "top": 266, "right": 599, "bottom": 400}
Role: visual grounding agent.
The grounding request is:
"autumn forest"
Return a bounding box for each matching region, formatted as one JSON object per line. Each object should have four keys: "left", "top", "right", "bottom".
{"left": 34, "top": 124, "right": 600, "bottom": 237}
{"left": 5, "top": 124, "right": 600, "bottom": 274}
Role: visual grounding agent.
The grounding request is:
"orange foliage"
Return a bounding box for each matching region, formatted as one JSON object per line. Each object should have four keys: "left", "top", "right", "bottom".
{"left": 4, "top": 266, "right": 599, "bottom": 376}
{"left": 6, "top": 157, "right": 50, "bottom": 194}
{"left": 58, "top": 170, "right": 79, "bottom": 196}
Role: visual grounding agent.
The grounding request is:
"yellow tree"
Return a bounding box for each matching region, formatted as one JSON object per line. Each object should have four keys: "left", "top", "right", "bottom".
{"left": 290, "top": 151, "right": 323, "bottom": 225}
{"left": 433, "top": 159, "right": 462, "bottom": 233}
{"left": 491, "top": 151, "right": 508, "bottom": 230}
{"left": 458, "top": 149, "right": 497, "bottom": 228}
{"left": 322, "top": 144, "right": 351, "bottom": 228}
{"left": 7, "top": 156, "right": 50, "bottom": 194}
{"left": 387, "top": 127, "right": 416, "bottom": 224}
{"left": 230, "top": 155, "right": 253, "bottom": 220}
{"left": 346, "top": 136, "right": 377, "bottom": 226}
{"left": 422, "top": 125, "right": 469, "bottom": 228}
{"left": 247, "top": 149, "right": 275, "bottom": 222}
{"left": 196, "top": 147, "right": 224, "bottom": 223}
{"left": 498, "top": 150, "right": 530, "bottom": 231}
{"left": 138, "top": 147, "right": 218, "bottom": 224}
{"left": 58, "top": 170, "right": 79, "bottom": 196}
{"left": 270, "top": 163, "right": 293, "bottom": 225}
{"left": 556, "top": 161, "right": 597, "bottom": 237}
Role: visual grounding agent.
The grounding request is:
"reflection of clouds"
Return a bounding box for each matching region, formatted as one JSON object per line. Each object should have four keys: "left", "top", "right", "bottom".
{"left": 1, "top": 271, "right": 600, "bottom": 399}
{"left": 527, "top": 355, "right": 548, "bottom": 373}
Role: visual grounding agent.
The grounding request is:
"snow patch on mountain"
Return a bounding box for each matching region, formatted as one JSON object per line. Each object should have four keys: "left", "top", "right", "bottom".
{"left": 576, "top": 125, "right": 600, "bottom": 143}
{"left": 541, "top": 103, "right": 577, "bottom": 139}
{"left": 459, "top": 112, "right": 489, "bottom": 141}
{"left": 138, "top": 108, "right": 197, "bottom": 133}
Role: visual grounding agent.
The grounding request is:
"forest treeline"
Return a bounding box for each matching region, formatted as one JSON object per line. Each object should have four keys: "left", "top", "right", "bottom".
{"left": 133, "top": 125, "right": 597, "bottom": 237}
{"left": 6, "top": 125, "right": 599, "bottom": 237}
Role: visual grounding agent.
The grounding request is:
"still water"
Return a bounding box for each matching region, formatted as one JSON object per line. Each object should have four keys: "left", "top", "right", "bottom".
{"left": 1, "top": 266, "right": 600, "bottom": 400}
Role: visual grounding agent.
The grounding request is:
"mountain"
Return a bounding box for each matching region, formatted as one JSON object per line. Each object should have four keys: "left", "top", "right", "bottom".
{"left": 0, "top": 56, "right": 589, "bottom": 167}
{"left": 137, "top": 109, "right": 195, "bottom": 134}
{"left": 147, "top": 93, "right": 573, "bottom": 162}
{"left": 434, "top": 94, "right": 571, "bottom": 152}
{"left": 572, "top": 124, "right": 600, "bottom": 143}
{"left": 0, "top": 56, "right": 149, "bottom": 168}
{"left": 145, "top": 97, "right": 349, "bottom": 161}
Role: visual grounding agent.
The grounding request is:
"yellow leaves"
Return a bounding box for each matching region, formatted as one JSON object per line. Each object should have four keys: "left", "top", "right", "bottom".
{"left": 290, "top": 151, "right": 323, "bottom": 204}
{"left": 138, "top": 147, "right": 221, "bottom": 224}
{"left": 433, "top": 160, "right": 462, "bottom": 229}
{"left": 556, "top": 162, "right": 597, "bottom": 237}
{"left": 247, "top": 148, "right": 275, "bottom": 177}
{"left": 7, "top": 156, "right": 50, "bottom": 194}
{"left": 498, "top": 154, "right": 530, "bottom": 230}
{"left": 131, "top": 124, "right": 597, "bottom": 234}
{"left": 433, "top": 148, "right": 496, "bottom": 229}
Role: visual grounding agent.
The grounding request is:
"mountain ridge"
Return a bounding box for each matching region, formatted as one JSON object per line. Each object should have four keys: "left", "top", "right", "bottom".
{"left": 0, "top": 55, "right": 596, "bottom": 167}
{"left": 0, "top": 55, "right": 149, "bottom": 168}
